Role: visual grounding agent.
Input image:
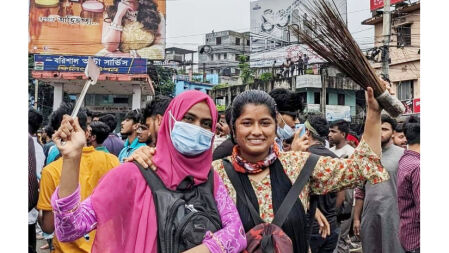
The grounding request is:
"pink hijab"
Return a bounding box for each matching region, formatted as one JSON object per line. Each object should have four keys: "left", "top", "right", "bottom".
{"left": 153, "top": 90, "right": 218, "bottom": 189}
{"left": 90, "top": 90, "right": 219, "bottom": 253}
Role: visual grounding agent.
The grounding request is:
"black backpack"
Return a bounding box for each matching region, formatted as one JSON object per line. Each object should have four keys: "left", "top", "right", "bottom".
{"left": 135, "top": 162, "right": 223, "bottom": 253}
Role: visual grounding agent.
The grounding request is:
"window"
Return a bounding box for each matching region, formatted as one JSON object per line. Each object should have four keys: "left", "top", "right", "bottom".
{"left": 397, "top": 80, "right": 414, "bottom": 101}
{"left": 338, "top": 94, "right": 345, "bottom": 105}
{"left": 217, "top": 54, "right": 221, "bottom": 60}
{"left": 299, "top": 92, "right": 307, "bottom": 104}
{"left": 113, "top": 97, "right": 129, "bottom": 104}
{"left": 236, "top": 38, "right": 240, "bottom": 45}
{"left": 247, "top": 39, "right": 250, "bottom": 46}
{"left": 397, "top": 24, "right": 411, "bottom": 47}
{"left": 326, "top": 93, "right": 329, "bottom": 105}
{"left": 210, "top": 54, "right": 214, "bottom": 61}
{"left": 223, "top": 53, "right": 227, "bottom": 60}
{"left": 314, "top": 92, "right": 320, "bottom": 104}
{"left": 216, "top": 37, "right": 221, "bottom": 45}
{"left": 235, "top": 54, "right": 240, "bottom": 61}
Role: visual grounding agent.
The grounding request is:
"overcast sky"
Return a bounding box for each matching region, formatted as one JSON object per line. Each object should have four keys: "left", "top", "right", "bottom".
{"left": 165, "top": 0, "right": 374, "bottom": 52}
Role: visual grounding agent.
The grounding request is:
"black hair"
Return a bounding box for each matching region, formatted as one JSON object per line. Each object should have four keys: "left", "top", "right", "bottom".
{"left": 225, "top": 106, "right": 232, "bottom": 126}
{"left": 230, "top": 90, "right": 277, "bottom": 144}
{"left": 329, "top": 119, "right": 350, "bottom": 137}
{"left": 28, "top": 108, "right": 43, "bottom": 135}
{"left": 98, "top": 114, "right": 117, "bottom": 134}
{"left": 307, "top": 115, "right": 329, "bottom": 140}
{"left": 124, "top": 109, "right": 142, "bottom": 124}
{"left": 268, "top": 88, "right": 305, "bottom": 116}
{"left": 85, "top": 108, "right": 93, "bottom": 118}
{"left": 89, "top": 121, "right": 110, "bottom": 145}
{"left": 142, "top": 95, "right": 172, "bottom": 123}
{"left": 395, "top": 123, "right": 404, "bottom": 133}
{"left": 91, "top": 111, "right": 103, "bottom": 119}
{"left": 403, "top": 115, "right": 420, "bottom": 145}
{"left": 107, "top": 0, "right": 161, "bottom": 35}
{"left": 50, "top": 102, "right": 88, "bottom": 131}
{"left": 381, "top": 114, "right": 397, "bottom": 131}
{"left": 43, "top": 125, "right": 54, "bottom": 137}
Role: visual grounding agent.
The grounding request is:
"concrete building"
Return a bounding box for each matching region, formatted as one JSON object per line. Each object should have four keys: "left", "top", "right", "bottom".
{"left": 162, "top": 47, "right": 197, "bottom": 73}
{"left": 362, "top": 1, "right": 420, "bottom": 115}
{"left": 31, "top": 71, "right": 155, "bottom": 124}
{"left": 174, "top": 74, "right": 218, "bottom": 96}
{"left": 198, "top": 30, "right": 251, "bottom": 77}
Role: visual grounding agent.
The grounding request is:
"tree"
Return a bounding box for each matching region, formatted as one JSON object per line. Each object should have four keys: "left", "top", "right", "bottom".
{"left": 147, "top": 65, "right": 176, "bottom": 96}
{"left": 238, "top": 55, "right": 254, "bottom": 85}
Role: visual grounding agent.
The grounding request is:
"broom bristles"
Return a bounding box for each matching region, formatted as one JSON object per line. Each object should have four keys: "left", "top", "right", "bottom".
{"left": 291, "top": 0, "right": 386, "bottom": 97}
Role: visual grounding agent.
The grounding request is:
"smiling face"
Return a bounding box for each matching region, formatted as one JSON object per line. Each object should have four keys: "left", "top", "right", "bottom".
{"left": 234, "top": 104, "right": 276, "bottom": 162}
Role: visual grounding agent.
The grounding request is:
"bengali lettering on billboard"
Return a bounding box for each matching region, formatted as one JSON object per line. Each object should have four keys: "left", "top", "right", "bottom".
{"left": 370, "top": 0, "right": 405, "bottom": 11}
{"left": 250, "top": 0, "right": 346, "bottom": 67}
{"left": 29, "top": 0, "right": 166, "bottom": 60}
{"left": 34, "top": 55, "right": 147, "bottom": 74}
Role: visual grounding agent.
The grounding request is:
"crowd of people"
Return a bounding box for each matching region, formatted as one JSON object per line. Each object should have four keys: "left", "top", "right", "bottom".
{"left": 28, "top": 86, "right": 420, "bottom": 253}
{"left": 275, "top": 53, "right": 310, "bottom": 79}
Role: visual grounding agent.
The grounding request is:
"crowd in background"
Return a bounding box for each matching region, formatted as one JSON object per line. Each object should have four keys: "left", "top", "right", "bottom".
{"left": 28, "top": 87, "right": 420, "bottom": 253}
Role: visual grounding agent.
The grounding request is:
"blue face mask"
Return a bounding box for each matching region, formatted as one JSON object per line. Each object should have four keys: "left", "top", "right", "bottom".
{"left": 276, "top": 116, "right": 295, "bottom": 140}
{"left": 169, "top": 111, "right": 214, "bottom": 156}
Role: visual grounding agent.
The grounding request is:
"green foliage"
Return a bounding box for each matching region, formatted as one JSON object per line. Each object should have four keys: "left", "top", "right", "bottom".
{"left": 148, "top": 65, "right": 175, "bottom": 96}
{"left": 212, "top": 83, "right": 230, "bottom": 90}
{"left": 216, "top": 104, "right": 226, "bottom": 112}
{"left": 305, "top": 68, "right": 314, "bottom": 75}
{"left": 259, "top": 72, "right": 273, "bottom": 82}
{"left": 238, "top": 55, "right": 254, "bottom": 85}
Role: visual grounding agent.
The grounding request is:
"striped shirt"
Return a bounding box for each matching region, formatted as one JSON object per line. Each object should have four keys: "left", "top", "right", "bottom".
{"left": 397, "top": 150, "right": 420, "bottom": 251}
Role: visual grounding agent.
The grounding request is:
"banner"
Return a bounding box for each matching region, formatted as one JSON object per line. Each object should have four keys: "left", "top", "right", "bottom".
{"left": 370, "top": 0, "right": 405, "bottom": 11}
{"left": 306, "top": 104, "right": 351, "bottom": 122}
{"left": 34, "top": 54, "right": 147, "bottom": 74}
{"left": 413, "top": 98, "right": 420, "bottom": 113}
{"left": 250, "top": 0, "right": 347, "bottom": 55}
{"left": 29, "top": 0, "right": 166, "bottom": 60}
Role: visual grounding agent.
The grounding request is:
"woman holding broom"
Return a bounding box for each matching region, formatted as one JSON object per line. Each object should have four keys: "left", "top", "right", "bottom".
{"left": 130, "top": 86, "right": 390, "bottom": 253}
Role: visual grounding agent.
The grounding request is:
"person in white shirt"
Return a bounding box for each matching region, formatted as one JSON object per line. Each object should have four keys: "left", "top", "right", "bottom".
{"left": 329, "top": 120, "right": 355, "bottom": 158}
{"left": 328, "top": 119, "right": 359, "bottom": 253}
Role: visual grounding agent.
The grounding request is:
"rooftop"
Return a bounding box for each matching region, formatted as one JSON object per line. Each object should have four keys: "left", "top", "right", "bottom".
{"left": 362, "top": 1, "right": 420, "bottom": 25}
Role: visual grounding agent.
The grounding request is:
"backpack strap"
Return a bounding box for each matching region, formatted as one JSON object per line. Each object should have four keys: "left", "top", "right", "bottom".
{"left": 133, "top": 161, "right": 166, "bottom": 192}
{"left": 272, "top": 153, "right": 320, "bottom": 227}
{"left": 222, "top": 159, "right": 264, "bottom": 225}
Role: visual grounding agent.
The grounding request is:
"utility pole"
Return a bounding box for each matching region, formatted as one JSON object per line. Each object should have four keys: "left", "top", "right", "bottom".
{"left": 381, "top": 0, "right": 391, "bottom": 80}
{"left": 34, "top": 79, "right": 39, "bottom": 109}
{"left": 203, "top": 63, "right": 206, "bottom": 81}
{"left": 320, "top": 65, "right": 327, "bottom": 116}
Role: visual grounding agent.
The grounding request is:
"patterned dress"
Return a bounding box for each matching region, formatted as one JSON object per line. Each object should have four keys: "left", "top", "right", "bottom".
{"left": 212, "top": 139, "right": 390, "bottom": 223}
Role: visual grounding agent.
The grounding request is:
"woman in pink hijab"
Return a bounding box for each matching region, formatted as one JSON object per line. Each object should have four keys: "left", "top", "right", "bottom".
{"left": 50, "top": 91, "right": 247, "bottom": 253}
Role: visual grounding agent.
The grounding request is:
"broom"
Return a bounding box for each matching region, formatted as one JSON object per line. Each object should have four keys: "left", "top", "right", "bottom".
{"left": 291, "top": 0, "right": 405, "bottom": 117}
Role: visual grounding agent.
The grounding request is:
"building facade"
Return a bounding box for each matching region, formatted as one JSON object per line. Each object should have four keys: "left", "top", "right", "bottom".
{"left": 198, "top": 30, "right": 251, "bottom": 77}
{"left": 362, "top": 1, "right": 420, "bottom": 115}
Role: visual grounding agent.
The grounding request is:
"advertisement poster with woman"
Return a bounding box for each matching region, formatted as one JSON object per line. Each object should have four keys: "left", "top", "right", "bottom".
{"left": 29, "top": 0, "right": 166, "bottom": 60}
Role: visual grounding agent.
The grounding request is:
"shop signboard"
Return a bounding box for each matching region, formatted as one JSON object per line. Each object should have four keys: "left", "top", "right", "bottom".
{"left": 413, "top": 98, "right": 420, "bottom": 113}
{"left": 306, "top": 104, "right": 351, "bottom": 122}
{"left": 29, "top": 0, "right": 166, "bottom": 60}
{"left": 34, "top": 54, "right": 147, "bottom": 74}
{"left": 370, "top": 0, "right": 405, "bottom": 11}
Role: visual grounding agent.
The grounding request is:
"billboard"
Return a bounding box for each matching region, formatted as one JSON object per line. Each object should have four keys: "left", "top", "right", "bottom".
{"left": 34, "top": 54, "right": 147, "bottom": 74}
{"left": 250, "top": 0, "right": 346, "bottom": 67}
{"left": 370, "top": 0, "right": 405, "bottom": 11}
{"left": 29, "top": 0, "right": 166, "bottom": 60}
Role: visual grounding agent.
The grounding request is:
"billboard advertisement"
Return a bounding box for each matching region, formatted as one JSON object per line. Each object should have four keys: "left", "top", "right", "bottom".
{"left": 250, "top": 0, "right": 346, "bottom": 67}
{"left": 370, "top": 0, "right": 405, "bottom": 11}
{"left": 29, "top": 0, "right": 166, "bottom": 60}
{"left": 34, "top": 54, "right": 147, "bottom": 74}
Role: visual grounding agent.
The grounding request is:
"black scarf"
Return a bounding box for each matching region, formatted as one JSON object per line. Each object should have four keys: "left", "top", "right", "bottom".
{"left": 235, "top": 159, "right": 317, "bottom": 253}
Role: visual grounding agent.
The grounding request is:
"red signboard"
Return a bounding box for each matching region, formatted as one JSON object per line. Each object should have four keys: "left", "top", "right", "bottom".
{"left": 371, "top": 0, "right": 405, "bottom": 11}
{"left": 413, "top": 98, "right": 420, "bottom": 113}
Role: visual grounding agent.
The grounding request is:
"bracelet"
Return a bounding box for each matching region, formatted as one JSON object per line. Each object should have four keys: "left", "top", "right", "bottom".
{"left": 109, "top": 22, "right": 123, "bottom": 31}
